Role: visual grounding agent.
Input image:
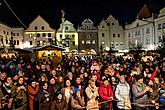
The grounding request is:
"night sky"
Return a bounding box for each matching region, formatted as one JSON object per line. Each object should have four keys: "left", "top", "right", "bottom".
{"left": 0, "top": 0, "right": 164, "bottom": 29}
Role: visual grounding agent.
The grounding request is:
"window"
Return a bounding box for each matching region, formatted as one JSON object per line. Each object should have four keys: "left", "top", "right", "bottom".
{"left": 35, "top": 26, "right": 38, "bottom": 30}
{"left": 4, "top": 31, "right": 5, "bottom": 34}
{"left": 11, "top": 37, "right": 13, "bottom": 40}
{"left": 43, "top": 40, "right": 46, "bottom": 45}
{"left": 111, "top": 41, "right": 114, "bottom": 44}
{"left": 102, "top": 26, "right": 105, "bottom": 28}
{"left": 14, "top": 40, "right": 16, "bottom": 45}
{"left": 112, "top": 23, "right": 114, "bottom": 25}
{"left": 13, "top": 33, "right": 15, "bottom": 36}
{"left": 120, "top": 42, "right": 123, "bottom": 45}
{"left": 86, "top": 40, "right": 91, "bottom": 44}
{"left": 42, "top": 33, "right": 46, "bottom": 37}
{"left": 163, "top": 23, "right": 165, "bottom": 29}
{"left": 146, "top": 28, "right": 150, "bottom": 34}
{"left": 17, "top": 33, "right": 19, "bottom": 36}
{"left": 158, "top": 24, "right": 161, "bottom": 30}
{"left": 102, "top": 41, "right": 105, "bottom": 45}
{"left": 48, "top": 33, "right": 51, "bottom": 37}
{"left": 7, "top": 32, "right": 9, "bottom": 35}
{"left": 113, "top": 34, "right": 115, "bottom": 37}
{"left": 116, "top": 42, "right": 118, "bottom": 45}
{"left": 37, "top": 34, "right": 40, "bottom": 37}
{"left": 102, "top": 33, "right": 104, "bottom": 37}
{"left": 82, "top": 40, "right": 85, "bottom": 44}
{"left": 128, "top": 33, "right": 131, "bottom": 37}
{"left": 146, "top": 37, "right": 149, "bottom": 44}
{"left": 60, "top": 34, "right": 62, "bottom": 39}
{"left": 92, "top": 40, "right": 95, "bottom": 44}
{"left": 118, "top": 34, "right": 120, "bottom": 37}
{"left": 17, "top": 40, "right": 19, "bottom": 45}
{"left": 136, "top": 23, "right": 139, "bottom": 27}
{"left": 6, "top": 40, "right": 8, "bottom": 44}
{"left": 1, "top": 38, "right": 3, "bottom": 44}
{"left": 11, "top": 32, "right": 13, "bottom": 35}
{"left": 41, "top": 26, "right": 44, "bottom": 30}
{"left": 29, "top": 34, "right": 32, "bottom": 38}
{"left": 107, "top": 23, "right": 110, "bottom": 26}
{"left": 86, "top": 26, "right": 89, "bottom": 29}
{"left": 30, "top": 41, "right": 32, "bottom": 45}
{"left": 158, "top": 36, "right": 162, "bottom": 42}
{"left": 65, "top": 27, "right": 68, "bottom": 30}
{"left": 72, "top": 34, "right": 75, "bottom": 39}
{"left": 72, "top": 41, "right": 75, "bottom": 45}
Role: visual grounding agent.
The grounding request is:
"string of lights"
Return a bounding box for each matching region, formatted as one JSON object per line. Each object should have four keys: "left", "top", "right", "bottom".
{"left": 3, "top": 0, "right": 27, "bottom": 28}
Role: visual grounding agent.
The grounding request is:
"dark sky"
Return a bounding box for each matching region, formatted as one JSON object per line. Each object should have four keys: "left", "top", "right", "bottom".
{"left": 0, "top": 0, "right": 164, "bottom": 29}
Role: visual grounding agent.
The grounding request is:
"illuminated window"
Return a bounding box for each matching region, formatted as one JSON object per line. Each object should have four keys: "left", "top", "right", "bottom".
{"left": 82, "top": 40, "right": 85, "bottom": 44}
{"left": 116, "top": 42, "right": 118, "bottom": 45}
{"left": 92, "top": 40, "right": 95, "bottom": 44}
{"left": 86, "top": 40, "right": 91, "bottom": 44}
{"left": 120, "top": 42, "right": 123, "bottom": 45}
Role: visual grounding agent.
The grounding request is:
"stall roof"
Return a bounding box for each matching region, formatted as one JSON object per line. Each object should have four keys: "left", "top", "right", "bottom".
{"left": 33, "top": 45, "right": 65, "bottom": 51}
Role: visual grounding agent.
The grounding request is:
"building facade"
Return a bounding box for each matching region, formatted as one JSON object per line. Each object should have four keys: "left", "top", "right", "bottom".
{"left": 125, "top": 18, "right": 155, "bottom": 50}
{"left": 24, "top": 16, "right": 56, "bottom": 48}
{"left": 56, "top": 20, "right": 78, "bottom": 51}
{"left": 154, "top": 7, "right": 165, "bottom": 47}
{"left": 0, "top": 23, "right": 24, "bottom": 49}
{"left": 77, "top": 18, "right": 98, "bottom": 53}
{"left": 98, "top": 15, "right": 124, "bottom": 51}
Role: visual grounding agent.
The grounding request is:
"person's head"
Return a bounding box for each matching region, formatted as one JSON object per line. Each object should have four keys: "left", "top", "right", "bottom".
{"left": 51, "top": 70, "right": 56, "bottom": 77}
{"left": 42, "top": 82, "right": 48, "bottom": 90}
{"left": 9, "top": 64, "right": 14, "bottom": 69}
{"left": 145, "top": 68, "right": 149, "bottom": 73}
{"left": 65, "top": 79, "right": 71, "bottom": 87}
{"left": 89, "top": 80, "right": 95, "bottom": 88}
{"left": 31, "top": 80, "right": 37, "bottom": 88}
{"left": 68, "top": 72, "right": 73, "bottom": 79}
{"left": 50, "top": 77, "right": 56, "bottom": 85}
{"left": 148, "top": 80, "right": 153, "bottom": 86}
{"left": 36, "top": 65, "right": 40, "bottom": 69}
{"left": 1, "top": 64, "right": 5, "bottom": 69}
{"left": 57, "top": 93, "right": 63, "bottom": 100}
{"left": 17, "top": 63, "right": 22, "bottom": 68}
{"left": 0, "top": 72, "right": 7, "bottom": 81}
{"left": 58, "top": 76, "right": 64, "bottom": 83}
{"left": 120, "top": 75, "right": 126, "bottom": 84}
{"left": 6, "top": 76, "right": 13, "bottom": 86}
{"left": 41, "top": 64, "right": 46, "bottom": 70}
{"left": 154, "top": 77, "right": 159, "bottom": 84}
{"left": 91, "top": 74, "right": 97, "bottom": 81}
{"left": 76, "top": 77, "right": 81, "bottom": 84}
{"left": 79, "top": 73, "right": 84, "bottom": 80}
{"left": 103, "top": 79, "right": 109, "bottom": 86}
{"left": 40, "top": 74, "right": 47, "bottom": 82}
{"left": 18, "top": 77, "right": 24, "bottom": 85}
{"left": 135, "top": 74, "right": 144, "bottom": 84}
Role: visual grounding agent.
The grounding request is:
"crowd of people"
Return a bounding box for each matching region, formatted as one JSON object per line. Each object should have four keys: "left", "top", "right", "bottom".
{"left": 0, "top": 53, "right": 165, "bottom": 110}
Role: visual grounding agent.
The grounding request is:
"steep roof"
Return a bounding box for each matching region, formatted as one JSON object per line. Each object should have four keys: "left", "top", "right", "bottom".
{"left": 82, "top": 18, "right": 93, "bottom": 24}
{"left": 137, "top": 4, "right": 154, "bottom": 19}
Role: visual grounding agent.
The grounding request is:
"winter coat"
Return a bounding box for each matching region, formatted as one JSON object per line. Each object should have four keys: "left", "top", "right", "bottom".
{"left": 71, "top": 96, "right": 85, "bottom": 110}
{"left": 99, "top": 84, "right": 114, "bottom": 109}
{"left": 11, "top": 85, "right": 28, "bottom": 110}
{"left": 115, "top": 82, "right": 131, "bottom": 109}
{"left": 132, "top": 82, "right": 150, "bottom": 105}
{"left": 35, "top": 90, "right": 51, "bottom": 110}
{"left": 51, "top": 98, "right": 68, "bottom": 110}
{"left": 85, "top": 85, "right": 99, "bottom": 110}
{"left": 27, "top": 85, "right": 39, "bottom": 110}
